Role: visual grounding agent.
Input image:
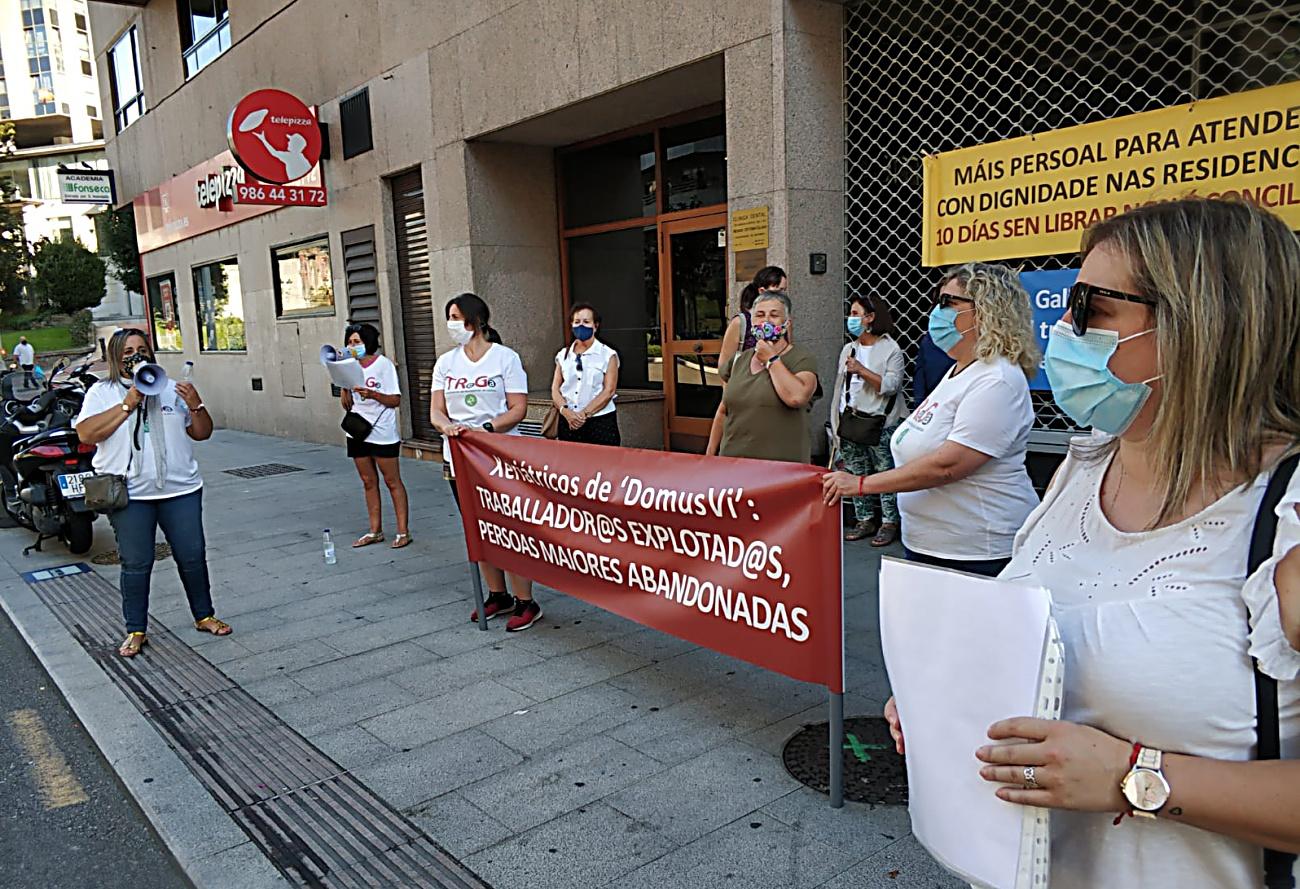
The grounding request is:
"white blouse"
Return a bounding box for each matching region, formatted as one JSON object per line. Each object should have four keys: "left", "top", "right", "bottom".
{"left": 556, "top": 339, "right": 617, "bottom": 417}
{"left": 1001, "top": 439, "right": 1300, "bottom": 889}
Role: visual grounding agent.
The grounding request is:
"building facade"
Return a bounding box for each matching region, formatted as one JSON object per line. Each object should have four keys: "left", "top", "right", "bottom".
{"left": 2, "top": 0, "right": 142, "bottom": 328}
{"left": 87, "top": 0, "right": 1299, "bottom": 461}
{"left": 89, "top": 0, "right": 845, "bottom": 454}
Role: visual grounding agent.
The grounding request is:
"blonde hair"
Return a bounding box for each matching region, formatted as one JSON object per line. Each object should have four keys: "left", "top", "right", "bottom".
{"left": 1079, "top": 197, "right": 1300, "bottom": 525}
{"left": 941, "top": 262, "right": 1039, "bottom": 378}
{"left": 106, "top": 328, "right": 151, "bottom": 382}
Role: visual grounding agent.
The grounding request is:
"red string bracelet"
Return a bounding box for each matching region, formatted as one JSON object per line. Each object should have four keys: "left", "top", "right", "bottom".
{"left": 858, "top": 476, "right": 864, "bottom": 496}
{"left": 1112, "top": 741, "right": 1142, "bottom": 826}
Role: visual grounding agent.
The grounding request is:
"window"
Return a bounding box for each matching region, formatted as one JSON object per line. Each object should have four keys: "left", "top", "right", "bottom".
{"left": 272, "top": 236, "right": 335, "bottom": 317}
{"left": 178, "top": 0, "right": 231, "bottom": 78}
{"left": 74, "top": 12, "right": 87, "bottom": 33}
{"left": 339, "top": 88, "right": 373, "bottom": 159}
{"left": 192, "top": 258, "right": 245, "bottom": 352}
{"left": 147, "top": 273, "right": 183, "bottom": 352}
{"left": 80, "top": 59, "right": 91, "bottom": 77}
{"left": 86, "top": 104, "right": 97, "bottom": 118}
{"left": 107, "top": 27, "right": 145, "bottom": 132}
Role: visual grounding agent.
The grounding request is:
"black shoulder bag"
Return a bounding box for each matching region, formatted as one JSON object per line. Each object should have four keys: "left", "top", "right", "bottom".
{"left": 837, "top": 365, "right": 897, "bottom": 447}
{"left": 341, "top": 410, "right": 373, "bottom": 441}
{"left": 1250, "top": 451, "right": 1298, "bottom": 889}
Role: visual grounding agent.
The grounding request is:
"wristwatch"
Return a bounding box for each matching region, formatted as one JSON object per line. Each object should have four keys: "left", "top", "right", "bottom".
{"left": 1120, "top": 745, "right": 1171, "bottom": 818}
{"left": 481, "top": 422, "right": 495, "bottom": 433}
{"left": 766, "top": 354, "right": 782, "bottom": 369}
{"left": 120, "top": 402, "right": 133, "bottom": 413}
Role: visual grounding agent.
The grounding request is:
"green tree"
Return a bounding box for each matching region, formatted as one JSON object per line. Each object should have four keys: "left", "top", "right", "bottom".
{"left": 0, "top": 121, "right": 29, "bottom": 315}
{"left": 97, "top": 203, "right": 142, "bottom": 295}
{"left": 31, "top": 236, "right": 106, "bottom": 314}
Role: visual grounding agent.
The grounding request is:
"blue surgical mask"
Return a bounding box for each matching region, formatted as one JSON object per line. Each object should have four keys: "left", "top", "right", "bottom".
{"left": 927, "top": 304, "right": 972, "bottom": 353}
{"left": 1044, "top": 320, "right": 1160, "bottom": 435}
{"left": 572, "top": 324, "right": 595, "bottom": 342}
{"left": 347, "top": 344, "right": 366, "bottom": 359}
{"left": 846, "top": 317, "right": 864, "bottom": 337}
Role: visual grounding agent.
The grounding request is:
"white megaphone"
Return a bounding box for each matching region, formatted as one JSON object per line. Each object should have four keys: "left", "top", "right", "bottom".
{"left": 320, "top": 344, "right": 344, "bottom": 365}
{"left": 133, "top": 362, "right": 169, "bottom": 396}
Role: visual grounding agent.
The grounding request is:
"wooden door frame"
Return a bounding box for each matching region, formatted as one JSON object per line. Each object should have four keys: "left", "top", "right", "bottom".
{"left": 659, "top": 210, "right": 729, "bottom": 445}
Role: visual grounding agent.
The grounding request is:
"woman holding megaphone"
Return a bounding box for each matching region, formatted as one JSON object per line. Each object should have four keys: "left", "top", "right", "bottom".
{"left": 73, "top": 328, "right": 231, "bottom": 658}
{"left": 339, "top": 322, "right": 411, "bottom": 549}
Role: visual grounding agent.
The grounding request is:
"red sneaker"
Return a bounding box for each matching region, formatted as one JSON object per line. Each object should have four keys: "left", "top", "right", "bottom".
{"left": 505, "top": 599, "right": 543, "bottom": 632}
{"left": 471, "top": 592, "right": 514, "bottom": 623}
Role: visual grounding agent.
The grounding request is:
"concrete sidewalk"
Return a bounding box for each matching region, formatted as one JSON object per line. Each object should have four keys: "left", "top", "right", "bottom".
{"left": 0, "top": 430, "right": 962, "bottom": 889}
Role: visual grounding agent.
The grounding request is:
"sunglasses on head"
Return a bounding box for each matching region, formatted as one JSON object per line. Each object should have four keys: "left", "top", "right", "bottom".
{"left": 1067, "top": 282, "right": 1157, "bottom": 336}
{"left": 930, "top": 283, "right": 974, "bottom": 310}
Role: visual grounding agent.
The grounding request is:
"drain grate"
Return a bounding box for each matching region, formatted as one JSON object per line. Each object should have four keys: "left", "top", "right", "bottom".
{"left": 24, "top": 565, "right": 490, "bottom": 889}
{"left": 783, "top": 717, "right": 908, "bottom": 805}
{"left": 222, "top": 463, "right": 305, "bottom": 479}
{"left": 92, "top": 543, "right": 172, "bottom": 566}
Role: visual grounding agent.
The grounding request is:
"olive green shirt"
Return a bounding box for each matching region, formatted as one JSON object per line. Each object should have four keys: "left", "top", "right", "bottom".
{"left": 718, "top": 345, "right": 819, "bottom": 463}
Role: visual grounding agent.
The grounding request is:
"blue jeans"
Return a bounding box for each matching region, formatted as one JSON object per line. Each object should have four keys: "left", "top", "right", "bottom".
{"left": 108, "top": 489, "right": 213, "bottom": 633}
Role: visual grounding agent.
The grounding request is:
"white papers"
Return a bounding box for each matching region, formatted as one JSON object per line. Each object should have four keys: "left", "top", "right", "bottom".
{"left": 879, "top": 557, "right": 1060, "bottom": 889}
{"left": 320, "top": 351, "right": 365, "bottom": 390}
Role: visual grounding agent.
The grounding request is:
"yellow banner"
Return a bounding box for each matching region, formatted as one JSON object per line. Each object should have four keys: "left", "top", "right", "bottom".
{"left": 921, "top": 81, "right": 1300, "bottom": 267}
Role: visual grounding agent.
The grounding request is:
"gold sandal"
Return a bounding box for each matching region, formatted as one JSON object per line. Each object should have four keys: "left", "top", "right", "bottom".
{"left": 194, "top": 616, "right": 232, "bottom": 636}
{"left": 119, "top": 632, "right": 147, "bottom": 658}
{"left": 353, "top": 532, "right": 385, "bottom": 548}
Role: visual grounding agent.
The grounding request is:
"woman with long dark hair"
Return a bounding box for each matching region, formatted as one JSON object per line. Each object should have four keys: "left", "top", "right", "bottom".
{"left": 340, "top": 322, "right": 410, "bottom": 548}
{"left": 430, "top": 293, "right": 542, "bottom": 632}
{"left": 73, "top": 329, "right": 230, "bottom": 657}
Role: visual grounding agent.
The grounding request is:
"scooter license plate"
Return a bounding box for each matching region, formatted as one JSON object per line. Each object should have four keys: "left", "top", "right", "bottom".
{"left": 57, "top": 472, "right": 94, "bottom": 497}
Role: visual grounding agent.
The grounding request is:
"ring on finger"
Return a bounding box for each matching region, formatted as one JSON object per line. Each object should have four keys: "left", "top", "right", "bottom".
{"left": 1023, "top": 766, "right": 1038, "bottom": 789}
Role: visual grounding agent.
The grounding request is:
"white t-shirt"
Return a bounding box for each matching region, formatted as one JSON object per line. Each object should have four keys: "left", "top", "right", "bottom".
{"left": 349, "top": 355, "right": 400, "bottom": 445}
{"left": 74, "top": 379, "right": 202, "bottom": 500}
{"left": 431, "top": 343, "right": 529, "bottom": 465}
{"left": 556, "top": 339, "right": 617, "bottom": 417}
{"left": 836, "top": 337, "right": 906, "bottom": 421}
{"left": 890, "top": 356, "right": 1038, "bottom": 559}
{"left": 1000, "top": 443, "right": 1300, "bottom": 888}
{"left": 14, "top": 342, "right": 34, "bottom": 366}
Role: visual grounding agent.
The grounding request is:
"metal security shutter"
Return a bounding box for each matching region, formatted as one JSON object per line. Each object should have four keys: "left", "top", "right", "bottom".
{"left": 340, "top": 87, "right": 373, "bottom": 159}
{"left": 844, "top": 0, "right": 1300, "bottom": 433}
{"left": 341, "top": 225, "right": 380, "bottom": 329}
{"left": 389, "top": 169, "right": 437, "bottom": 442}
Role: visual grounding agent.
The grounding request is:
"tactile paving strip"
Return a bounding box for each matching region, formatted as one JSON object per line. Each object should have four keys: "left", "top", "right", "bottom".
{"left": 222, "top": 463, "right": 306, "bottom": 479}
{"left": 26, "top": 566, "right": 489, "bottom": 889}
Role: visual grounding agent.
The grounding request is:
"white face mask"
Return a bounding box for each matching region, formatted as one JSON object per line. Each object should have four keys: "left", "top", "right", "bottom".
{"left": 446, "top": 319, "right": 473, "bottom": 345}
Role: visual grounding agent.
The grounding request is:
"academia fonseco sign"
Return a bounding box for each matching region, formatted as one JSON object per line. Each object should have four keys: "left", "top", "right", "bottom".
{"left": 57, "top": 170, "right": 115, "bottom": 205}
{"left": 227, "top": 88, "right": 323, "bottom": 185}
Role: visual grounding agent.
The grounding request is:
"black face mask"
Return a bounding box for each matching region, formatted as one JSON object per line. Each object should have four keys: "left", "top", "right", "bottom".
{"left": 122, "top": 352, "right": 150, "bottom": 377}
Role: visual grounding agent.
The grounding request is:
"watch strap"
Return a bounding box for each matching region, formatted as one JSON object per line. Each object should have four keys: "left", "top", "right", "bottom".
{"left": 1135, "top": 746, "right": 1162, "bottom": 771}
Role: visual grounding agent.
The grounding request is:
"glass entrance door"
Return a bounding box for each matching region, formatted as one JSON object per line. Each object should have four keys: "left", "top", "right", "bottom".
{"left": 661, "top": 212, "right": 728, "bottom": 450}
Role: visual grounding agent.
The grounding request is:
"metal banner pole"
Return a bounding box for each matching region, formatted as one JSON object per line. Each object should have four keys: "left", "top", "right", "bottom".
{"left": 829, "top": 690, "right": 844, "bottom": 808}
{"left": 469, "top": 563, "right": 487, "bottom": 631}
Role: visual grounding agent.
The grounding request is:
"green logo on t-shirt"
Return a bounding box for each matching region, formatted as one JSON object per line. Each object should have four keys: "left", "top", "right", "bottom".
{"left": 464, "top": 394, "right": 478, "bottom": 407}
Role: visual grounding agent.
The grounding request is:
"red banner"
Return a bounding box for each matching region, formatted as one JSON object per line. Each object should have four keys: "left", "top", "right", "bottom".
{"left": 450, "top": 434, "right": 844, "bottom": 693}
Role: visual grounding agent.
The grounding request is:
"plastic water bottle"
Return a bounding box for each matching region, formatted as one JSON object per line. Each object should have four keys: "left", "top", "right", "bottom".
{"left": 322, "top": 529, "right": 336, "bottom": 565}
{"left": 181, "top": 361, "right": 194, "bottom": 382}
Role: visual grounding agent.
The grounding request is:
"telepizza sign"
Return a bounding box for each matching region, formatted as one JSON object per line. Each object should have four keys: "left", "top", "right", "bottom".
{"left": 226, "top": 88, "right": 327, "bottom": 206}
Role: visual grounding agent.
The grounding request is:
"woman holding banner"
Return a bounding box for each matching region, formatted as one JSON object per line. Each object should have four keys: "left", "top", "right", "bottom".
{"left": 710, "top": 290, "right": 819, "bottom": 463}
{"left": 431, "top": 293, "right": 542, "bottom": 633}
{"left": 822, "top": 262, "right": 1039, "bottom": 576}
{"left": 340, "top": 323, "right": 411, "bottom": 549}
{"left": 891, "top": 199, "right": 1300, "bottom": 887}
{"left": 550, "top": 303, "right": 621, "bottom": 446}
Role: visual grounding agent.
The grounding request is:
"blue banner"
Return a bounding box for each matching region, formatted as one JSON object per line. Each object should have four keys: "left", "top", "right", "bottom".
{"left": 1019, "top": 269, "right": 1078, "bottom": 391}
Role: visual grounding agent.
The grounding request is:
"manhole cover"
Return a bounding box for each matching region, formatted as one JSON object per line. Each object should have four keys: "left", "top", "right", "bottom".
{"left": 92, "top": 543, "right": 173, "bottom": 565}
{"left": 222, "top": 463, "right": 304, "bottom": 479}
{"left": 782, "top": 716, "right": 908, "bottom": 805}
